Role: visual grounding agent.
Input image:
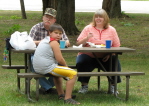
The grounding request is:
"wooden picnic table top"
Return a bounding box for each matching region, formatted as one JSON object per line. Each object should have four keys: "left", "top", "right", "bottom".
{"left": 12, "top": 47, "right": 135, "bottom": 53}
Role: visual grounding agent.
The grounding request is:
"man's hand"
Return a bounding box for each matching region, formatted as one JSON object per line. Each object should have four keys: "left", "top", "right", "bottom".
{"left": 65, "top": 40, "right": 70, "bottom": 47}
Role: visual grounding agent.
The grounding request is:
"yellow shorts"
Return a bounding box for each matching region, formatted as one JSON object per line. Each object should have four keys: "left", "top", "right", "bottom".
{"left": 48, "top": 65, "right": 77, "bottom": 80}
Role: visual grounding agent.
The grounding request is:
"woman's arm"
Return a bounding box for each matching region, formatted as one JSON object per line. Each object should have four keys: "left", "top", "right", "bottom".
{"left": 76, "top": 32, "right": 93, "bottom": 46}
{"left": 50, "top": 41, "right": 67, "bottom": 66}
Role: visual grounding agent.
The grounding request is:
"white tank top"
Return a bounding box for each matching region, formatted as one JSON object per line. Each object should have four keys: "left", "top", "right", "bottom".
{"left": 33, "top": 36, "right": 58, "bottom": 74}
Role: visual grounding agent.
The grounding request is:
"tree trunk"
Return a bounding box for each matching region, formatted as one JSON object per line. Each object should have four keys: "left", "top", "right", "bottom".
{"left": 20, "top": 0, "right": 27, "bottom": 19}
{"left": 102, "top": 0, "right": 122, "bottom": 18}
{"left": 56, "top": 0, "right": 79, "bottom": 35}
{"left": 42, "top": 0, "right": 79, "bottom": 35}
{"left": 42, "top": 0, "right": 58, "bottom": 15}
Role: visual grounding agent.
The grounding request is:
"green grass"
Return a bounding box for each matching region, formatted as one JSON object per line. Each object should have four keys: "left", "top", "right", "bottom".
{"left": 0, "top": 10, "right": 149, "bottom": 106}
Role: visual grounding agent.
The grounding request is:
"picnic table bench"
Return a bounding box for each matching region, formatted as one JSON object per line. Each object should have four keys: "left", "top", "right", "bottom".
{"left": 1, "top": 64, "right": 77, "bottom": 92}
{"left": 18, "top": 71, "right": 145, "bottom": 102}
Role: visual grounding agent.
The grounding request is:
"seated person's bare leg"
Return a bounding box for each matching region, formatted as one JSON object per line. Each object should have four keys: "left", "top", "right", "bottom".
{"left": 53, "top": 77, "right": 64, "bottom": 95}
{"left": 65, "top": 75, "right": 77, "bottom": 100}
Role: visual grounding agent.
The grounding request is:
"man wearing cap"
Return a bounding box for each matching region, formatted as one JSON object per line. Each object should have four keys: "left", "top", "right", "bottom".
{"left": 29, "top": 8, "right": 70, "bottom": 94}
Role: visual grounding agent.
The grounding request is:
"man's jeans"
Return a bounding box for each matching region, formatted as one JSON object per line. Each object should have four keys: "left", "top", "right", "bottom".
{"left": 31, "top": 55, "right": 54, "bottom": 91}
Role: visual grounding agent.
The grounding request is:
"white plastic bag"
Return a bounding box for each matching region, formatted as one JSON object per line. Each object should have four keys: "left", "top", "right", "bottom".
{"left": 9, "top": 31, "right": 36, "bottom": 50}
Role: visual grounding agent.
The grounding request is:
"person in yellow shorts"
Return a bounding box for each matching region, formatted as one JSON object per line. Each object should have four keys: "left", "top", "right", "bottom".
{"left": 33, "top": 23, "right": 80, "bottom": 105}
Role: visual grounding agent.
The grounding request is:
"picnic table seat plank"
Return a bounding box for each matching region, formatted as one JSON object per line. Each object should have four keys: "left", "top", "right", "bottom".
{"left": 1, "top": 65, "right": 26, "bottom": 69}
{"left": 17, "top": 72, "right": 145, "bottom": 77}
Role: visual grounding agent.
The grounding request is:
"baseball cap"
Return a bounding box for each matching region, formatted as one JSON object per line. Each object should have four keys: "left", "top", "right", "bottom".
{"left": 44, "top": 8, "right": 57, "bottom": 18}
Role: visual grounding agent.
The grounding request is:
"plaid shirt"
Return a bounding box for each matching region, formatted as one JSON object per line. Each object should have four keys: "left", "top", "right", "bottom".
{"left": 29, "top": 22, "right": 69, "bottom": 41}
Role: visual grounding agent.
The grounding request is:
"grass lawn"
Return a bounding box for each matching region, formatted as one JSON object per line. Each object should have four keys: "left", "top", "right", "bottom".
{"left": 0, "top": 10, "right": 149, "bottom": 106}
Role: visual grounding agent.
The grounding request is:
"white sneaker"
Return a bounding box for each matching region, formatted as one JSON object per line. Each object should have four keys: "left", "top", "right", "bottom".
{"left": 110, "top": 85, "right": 119, "bottom": 94}
{"left": 78, "top": 85, "right": 88, "bottom": 93}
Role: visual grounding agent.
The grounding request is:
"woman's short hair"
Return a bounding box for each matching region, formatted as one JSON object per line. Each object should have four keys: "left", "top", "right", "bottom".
{"left": 49, "top": 23, "right": 64, "bottom": 33}
{"left": 91, "top": 9, "right": 109, "bottom": 29}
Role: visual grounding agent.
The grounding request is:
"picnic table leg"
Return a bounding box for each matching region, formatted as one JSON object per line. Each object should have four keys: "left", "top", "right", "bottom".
{"left": 27, "top": 78, "right": 31, "bottom": 101}
{"left": 115, "top": 75, "right": 130, "bottom": 101}
{"left": 126, "top": 76, "right": 130, "bottom": 101}
{"left": 25, "top": 53, "right": 27, "bottom": 94}
{"left": 108, "top": 54, "right": 112, "bottom": 93}
{"left": 25, "top": 53, "right": 31, "bottom": 94}
{"left": 27, "top": 54, "right": 32, "bottom": 73}
{"left": 97, "top": 68, "right": 100, "bottom": 91}
{"left": 26, "top": 78, "right": 36, "bottom": 102}
{"left": 35, "top": 78, "right": 39, "bottom": 101}
{"left": 114, "top": 54, "right": 118, "bottom": 96}
{"left": 9, "top": 48, "right": 12, "bottom": 66}
{"left": 108, "top": 81, "right": 111, "bottom": 93}
{"left": 17, "top": 69, "right": 21, "bottom": 92}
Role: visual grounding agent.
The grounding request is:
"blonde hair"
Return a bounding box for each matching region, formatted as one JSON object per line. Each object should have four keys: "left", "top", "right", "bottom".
{"left": 91, "top": 9, "right": 109, "bottom": 29}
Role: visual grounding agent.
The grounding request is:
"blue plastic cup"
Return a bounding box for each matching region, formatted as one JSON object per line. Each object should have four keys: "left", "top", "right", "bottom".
{"left": 106, "top": 40, "right": 111, "bottom": 48}
{"left": 60, "top": 40, "right": 66, "bottom": 48}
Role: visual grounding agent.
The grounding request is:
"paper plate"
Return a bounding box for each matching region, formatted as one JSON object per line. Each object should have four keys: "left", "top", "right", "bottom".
{"left": 95, "top": 45, "right": 106, "bottom": 48}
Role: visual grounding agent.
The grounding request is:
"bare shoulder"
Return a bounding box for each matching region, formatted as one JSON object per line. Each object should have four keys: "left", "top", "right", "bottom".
{"left": 50, "top": 40, "right": 59, "bottom": 48}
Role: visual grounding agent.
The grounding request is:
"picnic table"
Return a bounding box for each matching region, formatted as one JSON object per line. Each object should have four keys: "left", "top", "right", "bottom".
{"left": 10, "top": 47, "right": 145, "bottom": 101}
